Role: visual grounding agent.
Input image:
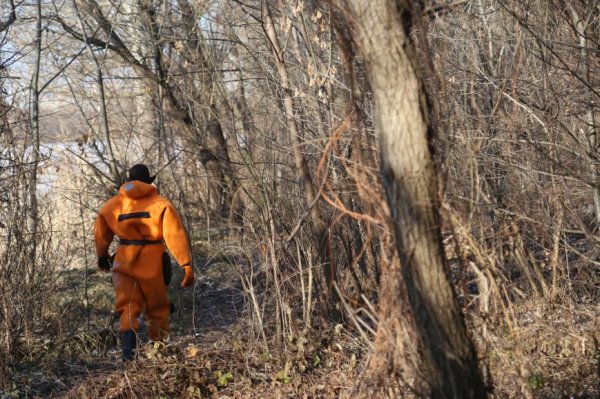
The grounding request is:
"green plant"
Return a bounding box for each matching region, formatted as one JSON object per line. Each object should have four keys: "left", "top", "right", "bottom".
{"left": 526, "top": 374, "right": 544, "bottom": 390}
{"left": 213, "top": 370, "right": 233, "bottom": 387}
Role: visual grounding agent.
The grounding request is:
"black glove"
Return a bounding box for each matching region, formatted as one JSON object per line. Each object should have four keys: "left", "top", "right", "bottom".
{"left": 98, "top": 256, "right": 111, "bottom": 272}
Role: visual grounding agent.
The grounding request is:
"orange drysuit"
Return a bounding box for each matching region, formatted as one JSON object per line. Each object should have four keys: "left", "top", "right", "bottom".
{"left": 94, "top": 180, "right": 192, "bottom": 340}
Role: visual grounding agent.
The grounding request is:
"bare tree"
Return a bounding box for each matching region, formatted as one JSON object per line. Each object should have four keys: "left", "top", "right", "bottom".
{"left": 261, "top": 0, "right": 340, "bottom": 320}
{"left": 56, "top": 0, "right": 239, "bottom": 214}
{"left": 0, "top": 0, "right": 16, "bottom": 33}
{"left": 27, "top": 0, "right": 42, "bottom": 270}
{"left": 71, "top": 0, "right": 122, "bottom": 185}
{"left": 567, "top": 2, "right": 600, "bottom": 223}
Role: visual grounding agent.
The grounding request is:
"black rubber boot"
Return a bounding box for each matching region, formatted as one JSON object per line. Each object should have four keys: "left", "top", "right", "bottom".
{"left": 121, "top": 330, "right": 137, "bottom": 361}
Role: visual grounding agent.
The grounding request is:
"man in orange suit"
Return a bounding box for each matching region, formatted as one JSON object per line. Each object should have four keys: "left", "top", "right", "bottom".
{"left": 94, "top": 164, "right": 195, "bottom": 361}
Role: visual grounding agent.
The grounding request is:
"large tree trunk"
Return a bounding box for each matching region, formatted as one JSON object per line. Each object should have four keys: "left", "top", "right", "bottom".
{"left": 344, "top": 1, "right": 487, "bottom": 397}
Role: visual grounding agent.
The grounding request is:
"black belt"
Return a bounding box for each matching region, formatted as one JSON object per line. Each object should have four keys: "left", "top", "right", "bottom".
{"left": 119, "top": 239, "right": 164, "bottom": 246}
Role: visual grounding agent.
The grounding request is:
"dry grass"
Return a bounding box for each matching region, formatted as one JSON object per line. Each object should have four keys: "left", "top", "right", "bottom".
{"left": 60, "top": 325, "right": 365, "bottom": 399}
{"left": 479, "top": 301, "right": 599, "bottom": 398}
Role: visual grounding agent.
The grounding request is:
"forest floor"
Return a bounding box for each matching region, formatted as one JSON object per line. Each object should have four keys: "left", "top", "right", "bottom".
{"left": 3, "top": 236, "right": 365, "bottom": 399}
{"left": 2, "top": 233, "right": 598, "bottom": 398}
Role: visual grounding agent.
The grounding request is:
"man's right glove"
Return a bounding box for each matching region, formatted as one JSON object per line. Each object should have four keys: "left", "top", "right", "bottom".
{"left": 98, "top": 256, "right": 111, "bottom": 272}
{"left": 181, "top": 264, "right": 195, "bottom": 288}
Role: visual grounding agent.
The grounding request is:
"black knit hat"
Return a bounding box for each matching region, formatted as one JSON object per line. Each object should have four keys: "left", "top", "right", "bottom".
{"left": 128, "top": 164, "right": 156, "bottom": 184}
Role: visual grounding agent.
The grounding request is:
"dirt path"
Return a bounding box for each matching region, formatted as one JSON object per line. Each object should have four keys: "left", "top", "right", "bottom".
{"left": 171, "top": 252, "right": 246, "bottom": 344}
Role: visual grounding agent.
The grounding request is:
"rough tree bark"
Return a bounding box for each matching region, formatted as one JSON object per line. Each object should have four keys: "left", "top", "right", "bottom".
{"left": 344, "top": 1, "right": 487, "bottom": 398}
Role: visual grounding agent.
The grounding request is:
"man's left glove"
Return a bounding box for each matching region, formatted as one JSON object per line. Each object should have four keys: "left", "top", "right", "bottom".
{"left": 181, "top": 264, "right": 195, "bottom": 288}
{"left": 98, "top": 256, "right": 111, "bottom": 272}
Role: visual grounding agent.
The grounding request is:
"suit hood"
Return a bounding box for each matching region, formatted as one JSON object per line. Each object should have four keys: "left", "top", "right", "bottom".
{"left": 119, "top": 181, "right": 157, "bottom": 199}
